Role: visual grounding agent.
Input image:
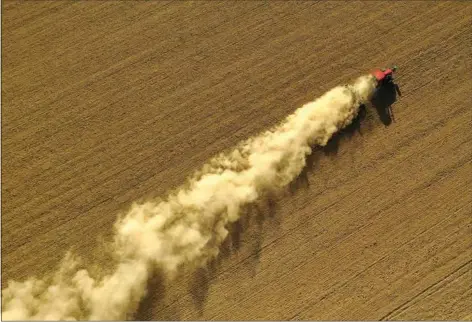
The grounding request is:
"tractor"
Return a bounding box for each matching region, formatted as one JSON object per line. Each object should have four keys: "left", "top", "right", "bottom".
{"left": 372, "top": 65, "right": 398, "bottom": 87}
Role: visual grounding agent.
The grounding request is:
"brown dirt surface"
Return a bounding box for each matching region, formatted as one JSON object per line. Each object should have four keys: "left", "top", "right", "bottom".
{"left": 2, "top": 0, "right": 471, "bottom": 320}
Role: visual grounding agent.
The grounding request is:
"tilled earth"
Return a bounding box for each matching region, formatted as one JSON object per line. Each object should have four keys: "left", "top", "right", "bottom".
{"left": 2, "top": 1, "right": 471, "bottom": 320}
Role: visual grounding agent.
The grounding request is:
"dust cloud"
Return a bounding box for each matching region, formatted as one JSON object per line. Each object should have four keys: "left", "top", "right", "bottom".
{"left": 2, "top": 75, "right": 377, "bottom": 320}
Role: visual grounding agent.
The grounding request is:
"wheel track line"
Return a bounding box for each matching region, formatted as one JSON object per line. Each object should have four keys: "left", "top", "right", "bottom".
{"left": 154, "top": 104, "right": 471, "bottom": 311}
{"left": 5, "top": 2, "right": 464, "bottom": 200}
{"left": 6, "top": 87, "right": 469, "bottom": 239}
{"left": 4, "top": 90, "right": 469, "bottom": 291}
{"left": 205, "top": 173, "right": 471, "bottom": 320}
{"left": 289, "top": 251, "right": 392, "bottom": 320}
{"left": 163, "top": 148, "right": 471, "bottom": 319}
{"left": 291, "top": 198, "right": 472, "bottom": 320}
{"left": 380, "top": 248, "right": 472, "bottom": 320}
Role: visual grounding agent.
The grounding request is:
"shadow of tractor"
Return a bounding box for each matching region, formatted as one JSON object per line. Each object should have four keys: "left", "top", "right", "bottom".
{"left": 371, "top": 81, "right": 401, "bottom": 126}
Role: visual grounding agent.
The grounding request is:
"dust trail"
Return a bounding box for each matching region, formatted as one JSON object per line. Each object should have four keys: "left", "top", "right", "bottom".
{"left": 1, "top": 75, "right": 377, "bottom": 320}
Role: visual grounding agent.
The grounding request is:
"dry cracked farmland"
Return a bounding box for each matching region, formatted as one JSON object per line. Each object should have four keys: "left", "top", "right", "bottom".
{"left": 2, "top": 1, "right": 471, "bottom": 320}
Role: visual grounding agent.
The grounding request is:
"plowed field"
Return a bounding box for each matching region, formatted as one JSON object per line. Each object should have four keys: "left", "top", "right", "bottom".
{"left": 2, "top": 1, "right": 471, "bottom": 320}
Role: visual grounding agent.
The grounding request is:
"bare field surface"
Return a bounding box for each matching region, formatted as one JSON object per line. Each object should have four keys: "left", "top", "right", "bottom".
{"left": 2, "top": 1, "right": 471, "bottom": 320}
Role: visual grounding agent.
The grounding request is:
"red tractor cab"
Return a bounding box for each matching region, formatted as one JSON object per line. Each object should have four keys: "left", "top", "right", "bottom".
{"left": 373, "top": 66, "right": 397, "bottom": 86}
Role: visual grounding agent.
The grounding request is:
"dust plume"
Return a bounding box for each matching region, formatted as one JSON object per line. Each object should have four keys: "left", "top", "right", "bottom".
{"left": 1, "top": 75, "right": 377, "bottom": 320}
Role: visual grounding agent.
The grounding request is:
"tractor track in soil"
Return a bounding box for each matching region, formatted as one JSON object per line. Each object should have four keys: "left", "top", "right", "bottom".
{"left": 2, "top": 1, "right": 471, "bottom": 319}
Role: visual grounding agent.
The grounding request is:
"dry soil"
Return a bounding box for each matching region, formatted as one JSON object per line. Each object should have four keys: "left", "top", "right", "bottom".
{"left": 2, "top": 1, "right": 471, "bottom": 320}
